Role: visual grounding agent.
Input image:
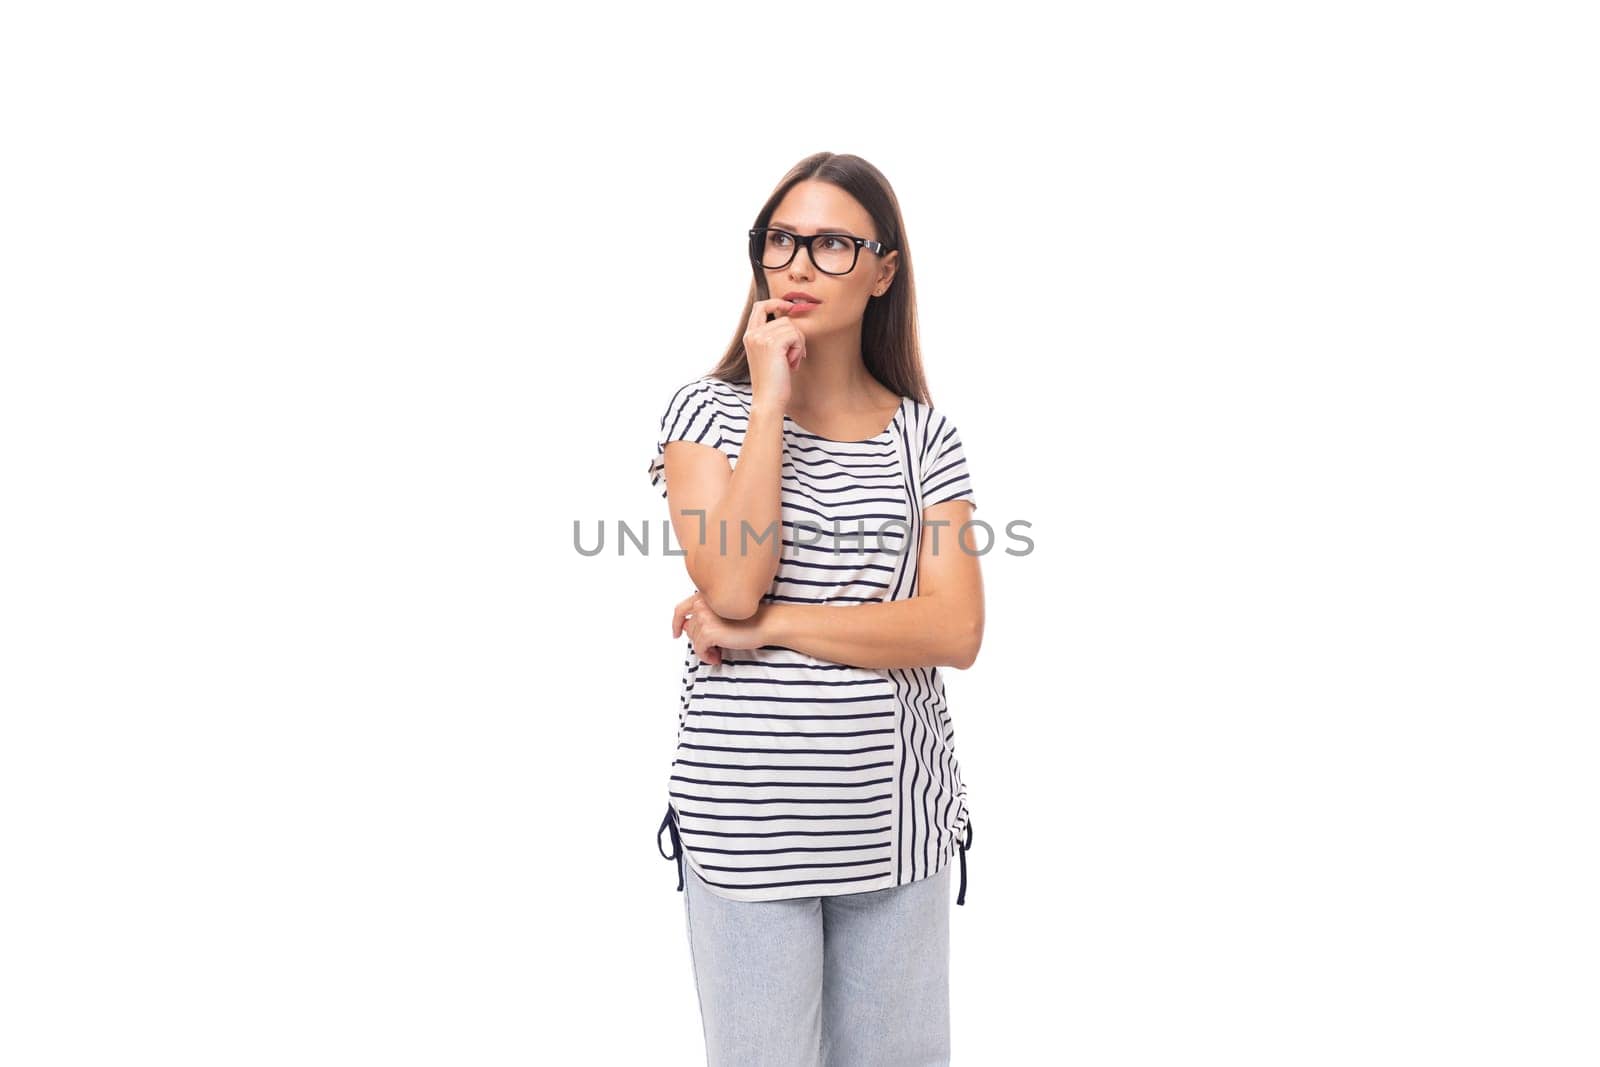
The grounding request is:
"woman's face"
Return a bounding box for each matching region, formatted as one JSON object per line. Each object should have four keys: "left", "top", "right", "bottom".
{"left": 758, "top": 180, "right": 897, "bottom": 333}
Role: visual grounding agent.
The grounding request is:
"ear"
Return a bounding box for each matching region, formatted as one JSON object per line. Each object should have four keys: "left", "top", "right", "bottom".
{"left": 879, "top": 249, "right": 899, "bottom": 288}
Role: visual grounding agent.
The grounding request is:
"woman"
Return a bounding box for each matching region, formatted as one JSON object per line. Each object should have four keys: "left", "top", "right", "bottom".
{"left": 648, "top": 152, "right": 985, "bottom": 1066}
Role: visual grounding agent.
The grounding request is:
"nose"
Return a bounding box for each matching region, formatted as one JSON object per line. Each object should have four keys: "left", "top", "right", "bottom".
{"left": 785, "top": 241, "right": 817, "bottom": 280}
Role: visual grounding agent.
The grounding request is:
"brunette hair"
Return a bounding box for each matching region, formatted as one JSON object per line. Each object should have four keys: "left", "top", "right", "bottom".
{"left": 705, "top": 152, "right": 935, "bottom": 407}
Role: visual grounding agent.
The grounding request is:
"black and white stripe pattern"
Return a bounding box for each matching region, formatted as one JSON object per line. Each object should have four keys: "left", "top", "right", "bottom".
{"left": 650, "top": 375, "right": 976, "bottom": 902}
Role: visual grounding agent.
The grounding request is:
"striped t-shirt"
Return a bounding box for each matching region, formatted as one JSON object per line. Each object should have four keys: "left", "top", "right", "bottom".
{"left": 648, "top": 374, "right": 979, "bottom": 905}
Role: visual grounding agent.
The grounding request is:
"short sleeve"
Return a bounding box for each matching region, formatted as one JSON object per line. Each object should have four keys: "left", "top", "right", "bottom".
{"left": 647, "top": 379, "right": 731, "bottom": 499}
{"left": 921, "top": 417, "right": 978, "bottom": 512}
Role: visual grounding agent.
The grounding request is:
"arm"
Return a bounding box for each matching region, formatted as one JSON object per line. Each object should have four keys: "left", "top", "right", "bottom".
{"left": 663, "top": 400, "right": 787, "bottom": 620}
{"left": 757, "top": 499, "right": 985, "bottom": 669}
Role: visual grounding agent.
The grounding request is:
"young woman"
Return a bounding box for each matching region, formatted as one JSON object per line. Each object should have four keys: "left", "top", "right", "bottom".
{"left": 648, "top": 152, "right": 985, "bottom": 1065}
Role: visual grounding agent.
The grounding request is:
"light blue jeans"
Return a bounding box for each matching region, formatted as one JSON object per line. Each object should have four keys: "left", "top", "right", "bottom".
{"left": 680, "top": 859, "right": 952, "bottom": 1066}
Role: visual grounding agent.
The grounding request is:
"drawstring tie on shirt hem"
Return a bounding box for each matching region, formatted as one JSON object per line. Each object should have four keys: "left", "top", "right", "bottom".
{"left": 956, "top": 817, "right": 973, "bottom": 905}
{"left": 657, "top": 803, "right": 685, "bottom": 891}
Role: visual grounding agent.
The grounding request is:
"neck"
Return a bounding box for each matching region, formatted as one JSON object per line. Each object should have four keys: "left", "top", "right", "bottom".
{"left": 785, "top": 329, "right": 884, "bottom": 411}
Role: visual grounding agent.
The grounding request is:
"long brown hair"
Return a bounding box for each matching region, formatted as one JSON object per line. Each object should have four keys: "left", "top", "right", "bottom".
{"left": 705, "top": 152, "right": 935, "bottom": 408}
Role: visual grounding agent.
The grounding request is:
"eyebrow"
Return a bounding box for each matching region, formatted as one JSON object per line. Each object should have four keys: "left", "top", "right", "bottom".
{"left": 769, "top": 220, "right": 865, "bottom": 238}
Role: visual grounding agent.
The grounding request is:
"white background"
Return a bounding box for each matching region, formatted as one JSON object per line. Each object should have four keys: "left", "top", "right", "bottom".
{"left": 3, "top": 2, "right": 1596, "bottom": 1064}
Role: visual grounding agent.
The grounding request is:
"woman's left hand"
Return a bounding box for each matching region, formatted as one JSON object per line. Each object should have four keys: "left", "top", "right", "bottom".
{"left": 672, "top": 590, "right": 766, "bottom": 666}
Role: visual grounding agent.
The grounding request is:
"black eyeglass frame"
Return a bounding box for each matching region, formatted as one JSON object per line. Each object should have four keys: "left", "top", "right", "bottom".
{"left": 748, "top": 227, "right": 893, "bottom": 276}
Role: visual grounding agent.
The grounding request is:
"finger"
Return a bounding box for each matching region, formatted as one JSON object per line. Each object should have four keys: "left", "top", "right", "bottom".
{"left": 746, "top": 297, "right": 796, "bottom": 333}
{"left": 672, "top": 595, "right": 695, "bottom": 637}
{"left": 755, "top": 319, "right": 805, "bottom": 365}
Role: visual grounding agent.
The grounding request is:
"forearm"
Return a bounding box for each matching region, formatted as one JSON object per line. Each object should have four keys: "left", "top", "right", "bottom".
{"left": 684, "top": 403, "right": 786, "bottom": 618}
{"left": 759, "top": 597, "right": 979, "bottom": 670}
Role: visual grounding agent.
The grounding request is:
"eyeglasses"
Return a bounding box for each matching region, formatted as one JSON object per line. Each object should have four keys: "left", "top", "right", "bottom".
{"left": 748, "top": 227, "right": 892, "bottom": 276}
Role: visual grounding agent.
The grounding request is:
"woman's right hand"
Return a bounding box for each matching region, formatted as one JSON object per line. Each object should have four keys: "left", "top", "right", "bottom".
{"left": 743, "top": 297, "right": 805, "bottom": 409}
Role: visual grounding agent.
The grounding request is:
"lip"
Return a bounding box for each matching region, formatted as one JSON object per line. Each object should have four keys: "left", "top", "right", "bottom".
{"left": 782, "top": 291, "right": 822, "bottom": 305}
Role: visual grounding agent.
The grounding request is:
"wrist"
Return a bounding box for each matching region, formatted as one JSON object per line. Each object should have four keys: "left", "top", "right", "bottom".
{"left": 749, "top": 401, "right": 787, "bottom": 425}
{"left": 756, "top": 601, "right": 789, "bottom": 646}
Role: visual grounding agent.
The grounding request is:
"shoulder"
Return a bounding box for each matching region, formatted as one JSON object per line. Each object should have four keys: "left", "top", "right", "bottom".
{"left": 652, "top": 376, "right": 749, "bottom": 465}
{"left": 679, "top": 375, "right": 749, "bottom": 404}
{"left": 910, "top": 401, "right": 978, "bottom": 510}
{"left": 650, "top": 377, "right": 747, "bottom": 493}
{"left": 706, "top": 376, "right": 752, "bottom": 406}
{"left": 902, "top": 399, "right": 968, "bottom": 461}
{"left": 659, "top": 376, "right": 745, "bottom": 419}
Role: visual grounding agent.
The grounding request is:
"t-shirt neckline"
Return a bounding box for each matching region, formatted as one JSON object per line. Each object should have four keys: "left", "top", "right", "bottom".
{"left": 783, "top": 396, "right": 904, "bottom": 444}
